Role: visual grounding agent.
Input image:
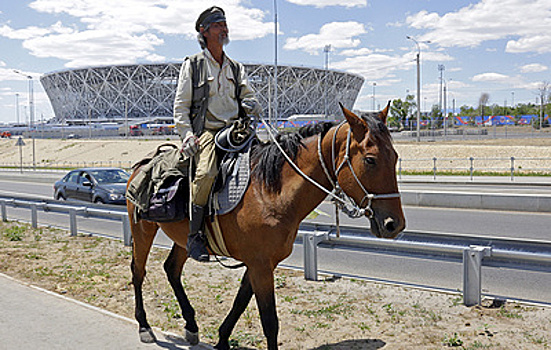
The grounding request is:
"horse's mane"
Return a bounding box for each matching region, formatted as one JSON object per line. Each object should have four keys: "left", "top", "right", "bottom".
{"left": 251, "top": 115, "right": 391, "bottom": 193}
{"left": 251, "top": 122, "right": 334, "bottom": 193}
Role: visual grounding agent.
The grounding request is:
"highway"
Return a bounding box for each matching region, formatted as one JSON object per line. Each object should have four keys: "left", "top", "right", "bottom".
{"left": 0, "top": 174, "right": 550, "bottom": 304}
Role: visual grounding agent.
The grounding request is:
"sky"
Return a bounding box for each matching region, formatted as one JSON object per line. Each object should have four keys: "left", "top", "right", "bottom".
{"left": 0, "top": 0, "right": 550, "bottom": 124}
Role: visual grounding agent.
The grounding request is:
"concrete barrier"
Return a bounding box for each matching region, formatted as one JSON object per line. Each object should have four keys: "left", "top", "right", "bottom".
{"left": 401, "top": 190, "right": 551, "bottom": 212}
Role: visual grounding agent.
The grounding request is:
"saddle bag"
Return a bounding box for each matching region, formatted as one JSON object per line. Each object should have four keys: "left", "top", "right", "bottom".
{"left": 140, "top": 176, "right": 187, "bottom": 222}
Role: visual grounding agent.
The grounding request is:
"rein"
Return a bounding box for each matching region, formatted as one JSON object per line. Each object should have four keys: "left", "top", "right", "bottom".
{"left": 259, "top": 117, "right": 400, "bottom": 230}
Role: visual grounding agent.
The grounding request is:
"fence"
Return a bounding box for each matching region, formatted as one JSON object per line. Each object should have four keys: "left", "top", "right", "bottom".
{"left": 1, "top": 194, "right": 550, "bottom": 306}
{"left": 397, "top": 156, "right": 551, "bottom": 180}
{"left": 0, "top": 160, "right": 135, "bottom": 172}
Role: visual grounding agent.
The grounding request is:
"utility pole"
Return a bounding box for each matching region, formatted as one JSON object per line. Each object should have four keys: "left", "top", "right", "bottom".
{"left": 15, "top": 93, "right": 20, "bottom": 124}
{"left": 438, "top": 64, "right": 445, "bottom": 119}
{"left": 324, "top": 44, "right": 331, "bottom": 119}
{"left": 13, "top": 70, "right": 35, "bottom": 170}
{"left": 443, "top": 81, "right": 447, "bottom": 138}
{"left": 273, "top": 0, "right": 278, "bottom": 127}
{"left": 372, "top": 82, "right": 376, "bottom": 111}
{"left": 407, "top": 36, "right": 430, "bottom": 142}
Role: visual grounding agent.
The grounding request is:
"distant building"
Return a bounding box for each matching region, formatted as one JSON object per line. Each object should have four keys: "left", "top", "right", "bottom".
{"left": 40, "top": 63, "right": 364, "bottom": 123}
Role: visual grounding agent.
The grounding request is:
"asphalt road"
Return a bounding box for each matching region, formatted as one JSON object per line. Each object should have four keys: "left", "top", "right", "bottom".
{"left": 1, "top": 177, "right": 550, "bottom": 241}
{"left": 0, "top": 176, "right": 550, "bottom": 304}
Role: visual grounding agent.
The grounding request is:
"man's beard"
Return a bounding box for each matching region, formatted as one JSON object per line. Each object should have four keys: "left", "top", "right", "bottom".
{"left": 219, "top": 34, "right": 230, "bottom": 46}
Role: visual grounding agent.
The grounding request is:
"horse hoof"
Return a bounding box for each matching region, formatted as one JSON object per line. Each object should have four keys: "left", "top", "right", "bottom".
{"left": 139, "top": 328, "right": 157, "bottom": 343}
{"left": 185, "top": 329, "right": 199, "bottom": 345}
{"left": 214, "top": 342, "right": 229, "bottom": 350}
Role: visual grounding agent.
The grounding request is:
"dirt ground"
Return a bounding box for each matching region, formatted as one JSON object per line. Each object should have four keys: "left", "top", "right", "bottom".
{"left": 1, "top": 129, "right": 551, "bottom": 172}
{"left": 1, "top": 222, "right": 549, "bottom": 349}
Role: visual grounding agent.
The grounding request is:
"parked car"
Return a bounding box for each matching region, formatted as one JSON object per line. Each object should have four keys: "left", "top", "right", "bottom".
{"left": 54, "top": 167, "right": 130, "bottom": 205}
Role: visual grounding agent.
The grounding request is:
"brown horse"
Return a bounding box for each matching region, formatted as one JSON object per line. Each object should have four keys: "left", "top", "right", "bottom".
{"left": 126, "top": 104, "right": 405, "bottom": 350}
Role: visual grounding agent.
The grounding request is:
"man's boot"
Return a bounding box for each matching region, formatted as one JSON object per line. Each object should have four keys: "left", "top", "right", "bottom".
{"left": 187, "top": 204, "right": 210, "bottom": 262}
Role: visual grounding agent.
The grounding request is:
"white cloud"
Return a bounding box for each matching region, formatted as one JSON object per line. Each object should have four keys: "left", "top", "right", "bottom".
{"left": 285, "top": 0, "right": 367, "bottom": 8}
{"left": 23, "top": 30, "right": 165, "bottom": 68}
{"left": 472, "top": 73, "right": 510, "bottom": 82}
{"left": 1, "top": 0, "right": 274, "bottom": 68}
{"left": 332, "top": 53, "right": 410, "bottom": 81}
{"left": 340, "top": 48, "right": 373, "bottom": 56}
{"left": 520, "top": 63, "right": 548, "bottom": 73}
{"left": 406, "top": 0, "right": 551, "bottom": 54}
{"left": 0, "top": 22, "right": 72, "bottom": 40}
{"left": 284, "top": 21, "right": 366, "bottom": 55}
{"left": 506, "top": 35, "right": 551, "bottom": 54}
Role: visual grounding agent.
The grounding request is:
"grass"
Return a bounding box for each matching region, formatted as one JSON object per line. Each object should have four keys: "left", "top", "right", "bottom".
{"left": 498, "top": 306, "right": 523, "bottom": 319}
{"left": 4, "top": 225, "right": 26, "bottom": 241}
{"left": 443, "top": 332, "right": 464, "bottom": 347}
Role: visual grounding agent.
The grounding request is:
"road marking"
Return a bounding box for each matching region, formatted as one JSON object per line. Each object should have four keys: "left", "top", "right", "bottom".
{"left": 0, "top": 190, "right": 51, "bottom": 200}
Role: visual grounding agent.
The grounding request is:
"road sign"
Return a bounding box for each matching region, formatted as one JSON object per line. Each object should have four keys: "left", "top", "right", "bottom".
{"left": 15, "top": 136, "right": 25, "bottom": 146}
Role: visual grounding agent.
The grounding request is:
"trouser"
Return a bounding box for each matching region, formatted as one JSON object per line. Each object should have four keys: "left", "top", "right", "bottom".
{"left": 190, "top": 130, "right": 218, "bottom": 207}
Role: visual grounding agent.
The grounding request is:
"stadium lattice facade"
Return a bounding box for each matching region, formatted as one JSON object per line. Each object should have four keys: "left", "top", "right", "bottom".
{"left": 40, "top": 63, "right": 364, "bottom": 123}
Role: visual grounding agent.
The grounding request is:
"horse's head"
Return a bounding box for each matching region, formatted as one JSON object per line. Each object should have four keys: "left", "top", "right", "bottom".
{"left": 333, "top": 103, "right": 405, "bottom": 238}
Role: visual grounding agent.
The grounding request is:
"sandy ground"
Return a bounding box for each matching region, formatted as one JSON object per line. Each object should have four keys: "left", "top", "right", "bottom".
{"left": 1, "top": 222, "right": 549, "bottom": 349}
{"left": 2, "top": 133, "right": 551, "bottom": 173}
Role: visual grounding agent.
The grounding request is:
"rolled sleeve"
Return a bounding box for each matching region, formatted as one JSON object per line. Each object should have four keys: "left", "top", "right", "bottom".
{"left": 238, "top": 63, "right": 258, "bottom": 104}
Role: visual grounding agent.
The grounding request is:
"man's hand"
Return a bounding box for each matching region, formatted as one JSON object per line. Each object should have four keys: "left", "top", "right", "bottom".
{"left": 181, "top": 135, "right": 199, "bottom": 157}
{"left": 241, "top": 98, "right": 262, "bottom": 116}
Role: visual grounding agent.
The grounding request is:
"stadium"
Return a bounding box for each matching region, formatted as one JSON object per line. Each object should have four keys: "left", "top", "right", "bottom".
{"left": 39, "top": 62, "right": 364, "bottom": 126}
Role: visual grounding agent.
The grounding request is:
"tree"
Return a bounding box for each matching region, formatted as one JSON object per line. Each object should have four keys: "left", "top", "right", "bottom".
{"left": 478, "top": 93, "right": 490, "bottom": 117}
{"left": 390, "top": 94, "right": 416, "bottom": 129}
{"left": 460, "top": 105, "right": 476, "bottom": 117}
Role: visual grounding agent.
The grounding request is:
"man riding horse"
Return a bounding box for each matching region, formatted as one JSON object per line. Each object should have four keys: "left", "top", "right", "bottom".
{"left": 173, "top": 6, "right": 261, "bottom": 262}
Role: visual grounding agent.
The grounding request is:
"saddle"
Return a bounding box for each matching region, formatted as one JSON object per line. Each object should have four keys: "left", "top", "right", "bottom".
{"left": 126, "top": 141, "right": 252, "bottom": 223}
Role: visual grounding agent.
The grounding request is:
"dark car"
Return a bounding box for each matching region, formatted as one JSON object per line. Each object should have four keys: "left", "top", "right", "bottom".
{"left": 54, "top": 168, "right": 130, "bottom": 205}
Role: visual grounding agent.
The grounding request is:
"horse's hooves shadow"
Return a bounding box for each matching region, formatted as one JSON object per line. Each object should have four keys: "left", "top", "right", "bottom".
{"left": 310, "top": 339, "right": 386, "bottom": 349}
{"left": 153, "top": 334, "right": 201, "bottom": 350}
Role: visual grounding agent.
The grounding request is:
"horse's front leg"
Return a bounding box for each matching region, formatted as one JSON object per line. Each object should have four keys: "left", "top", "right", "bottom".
{"left": 249, "top": 265, "right": 279, "bottom": 350}
{"left": 129, "top": 218, "right": 159, "bottom": 343}
{"left": 215, "top": 269, "right": 253, "bottom": 350}
{"left": 163, "top": 243, "right": 199, "bottom": 345}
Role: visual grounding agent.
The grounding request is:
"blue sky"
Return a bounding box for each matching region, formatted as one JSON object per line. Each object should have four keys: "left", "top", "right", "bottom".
{"left": 0, "top": 0, "right": 550, "bottom": 123}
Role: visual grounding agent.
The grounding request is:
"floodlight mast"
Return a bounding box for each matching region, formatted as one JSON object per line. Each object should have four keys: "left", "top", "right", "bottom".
{"left": 406, "top": 36, "right": 429, "bottom": 142}
{"left": 13, "top": 70, "right": 36, "bottom": 170}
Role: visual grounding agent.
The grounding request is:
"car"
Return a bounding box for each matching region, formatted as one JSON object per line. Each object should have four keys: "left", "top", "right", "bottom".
{"left": 54, "top": 167, "right": 130, "bottom": 205}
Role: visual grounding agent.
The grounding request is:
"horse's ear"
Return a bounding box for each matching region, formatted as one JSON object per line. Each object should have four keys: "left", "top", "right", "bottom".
{"left": 339, "top": 102, "right": 368, "bottom": 138}
{"left": 378, "top": 101, "right": 391, "bottom": 124}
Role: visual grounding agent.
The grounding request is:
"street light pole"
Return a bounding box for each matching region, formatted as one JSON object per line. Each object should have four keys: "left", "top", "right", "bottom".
{"left": 324, "top": 44, "right": 331, "bottom": 119}
{"left": 13, "top": 70, "right": 36, "bottom": 170}
{"left": 273, "top": 0, "right": 278, "bottom": 127}
{"left": 372, "top": 82, "right": 376, "bottom": 111}
{"left": 407, "top": 36, "right": 429, "bottom": 142}
{"left": 15, "top": 93, "right": 20, "bottom": 124}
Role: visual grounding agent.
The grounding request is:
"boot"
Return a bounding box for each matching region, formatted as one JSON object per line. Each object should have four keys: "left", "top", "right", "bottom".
{"left": 187, "top": 204, "right": 210, "bottom": 262}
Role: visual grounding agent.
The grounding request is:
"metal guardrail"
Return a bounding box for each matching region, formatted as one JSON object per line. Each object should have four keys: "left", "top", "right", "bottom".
{"left": 297, "top": 222, "right": 551, "bottom": 306}
{"left": 397, "top": 156, "right": 551, "bottom": 180}
{"left": 1, "top": 195, "right": 550, "bottom": 306}
{"left": 0, "top": 195, "right": 131, "bottom": 246}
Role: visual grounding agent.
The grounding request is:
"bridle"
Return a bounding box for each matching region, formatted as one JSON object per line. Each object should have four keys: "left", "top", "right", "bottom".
{"left": 260, "top": 117, "right": 400, "bottom": 222}
{"left": 318, "top": 122, "right": 401, "bottom": 220}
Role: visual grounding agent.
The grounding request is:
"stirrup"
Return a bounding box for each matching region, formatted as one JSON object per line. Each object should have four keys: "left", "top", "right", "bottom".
{"left": 187, "top": 233, "right": 209, "bottom": 262}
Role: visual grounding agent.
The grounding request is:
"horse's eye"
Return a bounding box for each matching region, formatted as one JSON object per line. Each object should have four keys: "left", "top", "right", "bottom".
{"left": 364, "top": 157, "right": 376, "bottom": 166}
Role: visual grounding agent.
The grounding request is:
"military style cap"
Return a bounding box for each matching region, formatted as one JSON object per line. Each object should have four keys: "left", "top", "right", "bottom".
{"left": 195, "top": 6, "right": 226, "bottom": 32}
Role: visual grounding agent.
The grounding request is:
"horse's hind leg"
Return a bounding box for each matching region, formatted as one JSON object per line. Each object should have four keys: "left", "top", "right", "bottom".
{"left": 163, "top": 243, "right": 199, "bottom": 345}
{"left": 130, "top": 221, "right": 158, "bottom": 343}
{"left": 215, "top": 269, "right": 253, "bottom": 350}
